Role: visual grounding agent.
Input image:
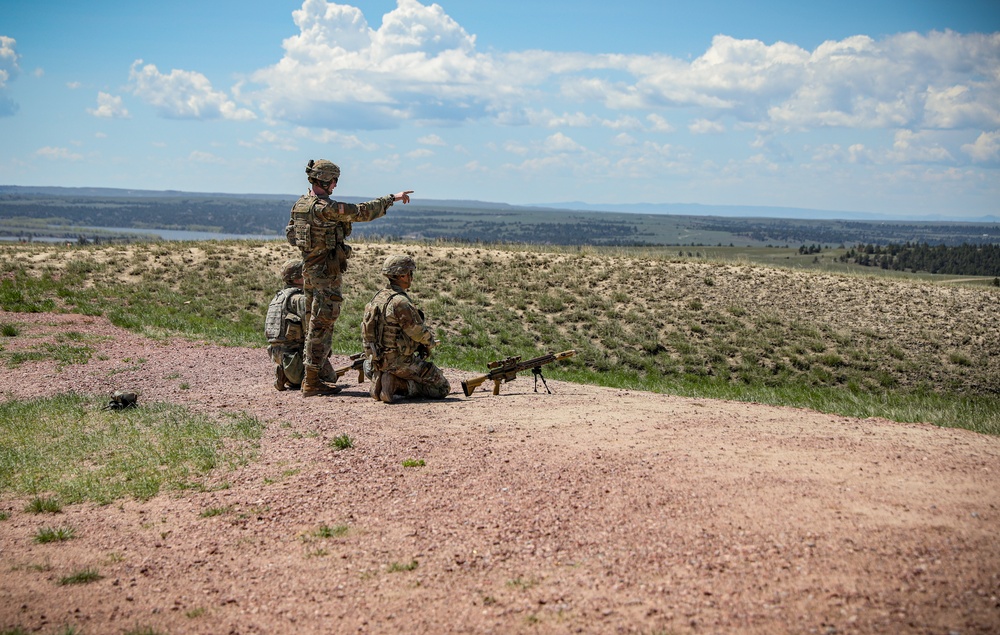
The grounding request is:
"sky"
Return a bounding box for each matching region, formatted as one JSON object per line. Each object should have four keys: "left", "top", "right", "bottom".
{"left": 1, "top": 0, "right": 999, "bottom": 219}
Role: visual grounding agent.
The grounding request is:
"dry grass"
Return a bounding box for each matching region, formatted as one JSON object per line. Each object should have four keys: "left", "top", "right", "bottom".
{"left": 1, "top": 239, "right": 997, "bottom": 429}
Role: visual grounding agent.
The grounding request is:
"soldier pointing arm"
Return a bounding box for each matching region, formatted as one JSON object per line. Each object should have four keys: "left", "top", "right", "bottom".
{"left": 285, "top": 159, "right": 413, "bottom": 397}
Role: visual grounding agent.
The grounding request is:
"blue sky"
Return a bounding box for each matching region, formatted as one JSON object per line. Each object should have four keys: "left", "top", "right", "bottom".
{"left": 1, "top": 0, "right": 999, "bottom": 218}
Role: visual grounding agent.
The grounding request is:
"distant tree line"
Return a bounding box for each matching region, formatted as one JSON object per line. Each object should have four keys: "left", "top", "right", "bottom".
{"left": 0, "top": 194, "right": 291, "bottom": 235}
{"left": 694, "top": 218, "right": 1000, "bottom": 247}
{"left": 839, "top": 242, "right": 1000, "bottom": 276}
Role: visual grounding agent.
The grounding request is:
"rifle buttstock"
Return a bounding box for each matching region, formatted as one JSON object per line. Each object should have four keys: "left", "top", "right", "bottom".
{"left": 461, "top": 375, "right": 488, "bottom": 397}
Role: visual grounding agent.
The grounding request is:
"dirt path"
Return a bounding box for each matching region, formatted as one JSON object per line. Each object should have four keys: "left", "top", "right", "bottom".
{"left": 1, "top": 312, "right": 999, "bottom": 634}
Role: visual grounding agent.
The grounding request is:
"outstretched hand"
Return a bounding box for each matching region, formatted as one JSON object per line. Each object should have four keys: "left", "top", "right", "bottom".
{"left": 393, "top": 190, "right": 414, "bottom": 204}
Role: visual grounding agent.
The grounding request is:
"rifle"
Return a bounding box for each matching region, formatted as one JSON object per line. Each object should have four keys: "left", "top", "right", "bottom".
{"left": 333, "top": 352, "right": 366, "bottom": 383}
{"left": 461, "top": 349, "right": 576, "bottom": 397}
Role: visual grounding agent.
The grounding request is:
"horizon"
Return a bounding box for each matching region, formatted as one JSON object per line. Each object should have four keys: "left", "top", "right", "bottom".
{"left": 3, "top": 183, "right": 998, "bottom": 224}
{"left": 1, "top": 1, "right": 999, "bottom": 219}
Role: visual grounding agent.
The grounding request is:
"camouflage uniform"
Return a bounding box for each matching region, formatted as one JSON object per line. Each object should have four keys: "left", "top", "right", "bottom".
{"left": 266, "top": 284, "right": 308, "bottom": 388}
{"left": 265, "top": 260, "right": 339, "bottom": 390}
{"left": 285, "top": 160, "right": 396, "bottom": 390}
{"left": 362, "top": 256, "right": 450, "bottom": 401}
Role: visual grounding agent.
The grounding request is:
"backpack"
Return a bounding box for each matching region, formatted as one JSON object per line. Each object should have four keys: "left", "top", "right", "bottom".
{"left": 265, "top": 287, "right": 303, "bottom": 344}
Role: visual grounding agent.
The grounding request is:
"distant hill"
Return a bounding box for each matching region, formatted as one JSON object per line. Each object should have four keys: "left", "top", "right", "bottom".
{"left": 3, "top": 185, "right": 996, "bottom": 223}
{"left": 1, "top": 185, "right": 998, "bottom": 247}
{"left": 541, "top": 200, "right": 1000, "bottom": 223}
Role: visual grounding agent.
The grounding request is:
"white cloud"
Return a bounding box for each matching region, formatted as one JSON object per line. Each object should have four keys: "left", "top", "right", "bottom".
{"left": 0, "top": 35, "right": 19, "bottom": 88}
{"left": 253, "top": 130, "right": 298, "bottom": 152}
{"left": 128, "top": 60, "right": 256, "bottom": 120}
{"left": 502, "top": 140, "right": 528, "bottom": 155}
{"left": 962, "top": 131, "right": 1000, "bottom": 163}
{"left": 888, "top": 129, "right": 954, "bottom": 163}
{"left": 612, "top": 133, "right": 636, "bottom": 146}
{"left": 646, "top": 114, "right": 674, "bottom": 133}
{"left": 406, "top": 148, "right": 433, "bottom": 158}
{"left": 0, "top": 35, "right": 20, "bottom": 116}
{"left": 66, "top": 81, "right": 81, "bottom": 89}
{"left": 35, "top": 146, "right": 83, "bottom": 161}
{"left": 238, "top": 3, "right": 1000, "bottom": 148}
{"left": 293, "top": 125, "right": 379, "bottom": 150}
{"left": 87, "top": 92, "right": 130, "bottom": 119}
{"left": 690, "top": 119, "right": 725, "bottom": 134}
{"left": 543, "top": 132, "right": 584, "bottom": 153}
{"left": 417, "top": 134, "right": 446, "bottom": 146}
{"left": 246, "top": 0, "right": 488, "bottom": 129}
{"left": 189, "top": 150, "right": 225, "bottom": 164}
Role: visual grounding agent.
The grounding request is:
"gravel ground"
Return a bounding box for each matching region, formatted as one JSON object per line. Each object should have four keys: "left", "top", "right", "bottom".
{"left": 1, "top": 311, "right": 999, "bottom": 634}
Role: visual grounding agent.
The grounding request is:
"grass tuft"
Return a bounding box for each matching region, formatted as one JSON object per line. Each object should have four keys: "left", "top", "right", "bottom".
{"left": 387, "top": 560, "right": 418, "bottom": 572}
{"left": 330, "top": 434, "right": 354, "bottom": 450}
{"left": 58, "top": 567, "right": 102, "bottom": 585}
{"left": 199, "top": 506, "right": 232, "bottom": 518}
{"left": 25, "top": 496, "right": 62, "bottom": 514}
{"left": 313, "top": 524, "right": 349, "bottom": 539}
{"left": 34, "top": 526, "right": 75, "bottom": 543}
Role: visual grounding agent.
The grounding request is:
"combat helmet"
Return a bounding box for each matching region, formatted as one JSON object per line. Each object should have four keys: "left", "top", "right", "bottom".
{"left": 381, "top": 254, "right": 416, "bottom": 278}
{"left": 281, "top": 259, "right": 303, "bottom": 285}
{"left": 305, "top": 159, "right": 340, "bottom": 183}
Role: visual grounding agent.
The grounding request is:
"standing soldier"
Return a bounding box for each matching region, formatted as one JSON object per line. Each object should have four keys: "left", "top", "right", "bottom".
{"left": 286, "top": 159, "right": 412, "bottom": 397}
{"left": 361, "top": 254, "right": 450, "bottom": 404}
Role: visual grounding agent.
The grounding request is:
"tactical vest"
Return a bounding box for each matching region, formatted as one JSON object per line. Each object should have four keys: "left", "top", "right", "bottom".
{"left": 286, "top": 195, "right": 353, "bottom": 257}
{"left": 265, "top": 287, "right": 304, "bottom": 344}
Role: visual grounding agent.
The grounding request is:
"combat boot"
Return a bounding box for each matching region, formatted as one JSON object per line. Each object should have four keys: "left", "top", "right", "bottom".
{"left": 319, "top": 358, "right": 339, "bottom": 383}
{"left": 301, "top": 365, "right": 341, "bottom": 397}
{"left": 274, "top": 365, "right": 287, "bottom": 391}
{"left": 379, "top": 372, "right": 398, "bottom": 404}
{"left": 369, "top": 372, "right": 383, "bottom": 401}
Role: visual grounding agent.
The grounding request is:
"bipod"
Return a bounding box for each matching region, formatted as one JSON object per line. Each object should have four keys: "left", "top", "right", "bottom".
{"left": 532, "top": 366, "right": 552, "bottom": 394}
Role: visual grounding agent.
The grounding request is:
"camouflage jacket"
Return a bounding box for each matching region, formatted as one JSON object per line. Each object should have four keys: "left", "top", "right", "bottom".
{"left": 285, "top": 192, "right": 395, "bottom": 277}
{"left": 363, "top": 283, "right": 435, "bottom": 360}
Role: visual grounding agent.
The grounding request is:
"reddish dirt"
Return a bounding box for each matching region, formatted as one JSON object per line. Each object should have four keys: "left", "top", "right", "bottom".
{"left": 1, "top": 311, "right": 999, "bottom": 635}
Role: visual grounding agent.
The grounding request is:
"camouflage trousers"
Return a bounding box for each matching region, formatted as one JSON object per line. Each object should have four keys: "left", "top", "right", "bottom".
{"left": 365, "top": 355, "right": 450, "bottom": 400}
{"left": 268, "top": 344, "right": 337, "bottom": 387}
{"left": 302, "top": 283, "right": 343, "bottom": 369}
{"left": 267, "top": 343, "right": 304, "bottom": 386}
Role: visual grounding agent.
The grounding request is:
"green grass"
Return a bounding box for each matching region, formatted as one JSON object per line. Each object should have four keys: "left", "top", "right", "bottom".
{"left": 330, "top": 434, "right": 354, "bottom": 450}
{"left": 25, "top": 496, "right": 62, "bottom": 514}
{"left": 199, "top": 506, "right": 232, "bottom": 518}
{"left": 34, "top": 526, "right": 75, "bottom": 543}
{"left": 387, "top": 559, "right": 418, "bottom": 572}
{"left": 0, "top": 393, "right": 265, "bottom": 504}
{"left": 2, "top": 239, "right": 998, "bottom": 435}
{"left": 58, "top": 567, "right": 102, "bottom": 585}
{"left": 312, "top": 523, "right": 349, "bottom": 538}
{"left": 402, "top": 459, "right": 425, "bottom": 467}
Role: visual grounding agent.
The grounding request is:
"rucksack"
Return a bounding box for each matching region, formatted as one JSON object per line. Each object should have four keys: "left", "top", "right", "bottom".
{"left": 265, "top": 287, "right": 303, "bottom": 344}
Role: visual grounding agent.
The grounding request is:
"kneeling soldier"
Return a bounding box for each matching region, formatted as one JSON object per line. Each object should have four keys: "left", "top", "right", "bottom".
{"left": 265, "top": 259, "right": 339, "bottom": 391}
{"left": 362, "top": 255, "right": 450, "bottom": 403}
